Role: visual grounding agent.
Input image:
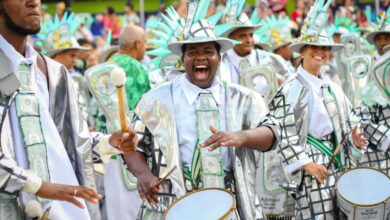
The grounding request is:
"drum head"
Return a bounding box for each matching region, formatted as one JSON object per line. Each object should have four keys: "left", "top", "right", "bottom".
{"left": 337, "top": 167, "right": 390, "bottom": 205}
{"left": 165, "top": 188, "right": 234, "bottom": 220}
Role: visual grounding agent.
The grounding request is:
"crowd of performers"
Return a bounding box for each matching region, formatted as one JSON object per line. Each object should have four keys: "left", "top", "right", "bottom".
{"left": 0, "top": 0, "right": 389, "bottom": 219}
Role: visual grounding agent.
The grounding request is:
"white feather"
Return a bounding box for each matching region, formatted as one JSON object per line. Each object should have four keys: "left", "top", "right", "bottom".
{"left": 110, "top": 67, "right": 127, "bottom": 86}
{"left": 25, "top": 200, "right": 42, "bottom": 218}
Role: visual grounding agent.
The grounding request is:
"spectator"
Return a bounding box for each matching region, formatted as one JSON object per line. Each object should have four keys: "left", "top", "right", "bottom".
{"left": 40, "top": 4, "right": 52, "bottom": 24}
{"left": 123, "top": 3, "right": 140, "bottom": 26}
{"left": 291, "top": 0, "right": 305, "bottom": 27}
{"left": 380, "top": 0, "right": 390, "bottom": 12}
{"left": 257, "top": 0, "right": 272, "bottom": 19}
{"left": 337, "top": 0, "right": 359, "bottom": 23}
{"left": 55, "top": 2, "right": 66, "bottom": 20}
{"left": 103, "top": 6, "right": 121, "bottom": 37}
{"left": 215, "top": 0, "right": 228, "bottom": 13}
{"left": 91, "top": 14, "right": 104, "bottom": 37}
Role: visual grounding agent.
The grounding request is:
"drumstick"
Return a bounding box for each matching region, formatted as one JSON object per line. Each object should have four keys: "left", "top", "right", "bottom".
{"left": 326, "top": 134, "right": 347, "bottom": 169}
{"left": 110, "top": 68, "right": 127, "bottom": 132}
{"left": 155, "top": 166, "right": 177, "bottom": 187}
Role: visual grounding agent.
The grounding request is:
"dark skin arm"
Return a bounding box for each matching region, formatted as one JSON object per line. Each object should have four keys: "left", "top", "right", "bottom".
{"left": 110, "top": 127, "right": 160, "bottom": 204}
{"left": 202, "top": 125, "right": 275, "bottom": 151}
{"left": 123, "top": 152, "right": 160, "bottom": 205}
{"left": 109, "top": 127, "right": 138, "bottom": 154}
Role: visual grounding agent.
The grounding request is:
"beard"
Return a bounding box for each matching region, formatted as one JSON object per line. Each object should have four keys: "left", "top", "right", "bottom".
{"left": 3, "top": 9, "right": 40, "bottom": 35}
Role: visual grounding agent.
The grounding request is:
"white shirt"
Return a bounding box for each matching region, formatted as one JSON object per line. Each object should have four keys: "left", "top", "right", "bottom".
{"left": 285, "top": 66, "right": 334, "bottom": 174}
{"left": 226, "top": 49, "right": 258, "bottom": 84}
{"left": 0, "top": 35, "right": 90, "bottom": 219}
{"left": 172, "top": 75, "right": 233, "bottom": 171}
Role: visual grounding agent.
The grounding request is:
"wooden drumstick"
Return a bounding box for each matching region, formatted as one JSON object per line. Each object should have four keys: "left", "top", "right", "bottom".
{"left": 110, "top": 68, "right": 127, "bottom": 132}
{"left": 326, "top": 134, "right": 347, "bottom": 169}
{"left": 155, "top": 166, "right": 177, "bottom": 187}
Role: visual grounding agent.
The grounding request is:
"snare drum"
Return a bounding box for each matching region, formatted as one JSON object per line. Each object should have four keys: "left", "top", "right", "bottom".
{"left": 163, "top": 188, "right": 238, "bottom": 220}
{"left": 336, "top": 167, "right": 390, "bottom": 220}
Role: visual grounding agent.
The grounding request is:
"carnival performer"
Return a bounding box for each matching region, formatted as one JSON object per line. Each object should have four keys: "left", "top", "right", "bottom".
{"left": 218, "top": 0, "right": 293, "bottom": 95}
{"left": 0, "top": 0, "right": 133, "bottom": 219}
{"left": 116, "top": 1, "right": 281, "bottom": 218}
{"left": 35, "top": 12, "right": 97, "bottom": 130}
{"left": 267, "top": 0, "right": 367, "bottom": 219}
{"left": 86, "top": 24, "right": 150, "bottom": 220}
{"left": 353, "top": 12, "right": 390, "bottom": 175}
{"left": 366, "top": 8, "right": 390, "bottom": 61}
{"left": 255, "top": 14, "right": 297, "bottom": 75}
{"left": 0, "top": 0, "right": 100, "bottom": 219}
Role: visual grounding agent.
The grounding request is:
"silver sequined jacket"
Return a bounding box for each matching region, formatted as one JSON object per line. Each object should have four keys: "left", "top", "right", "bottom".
{"left": 132, "top": 78, "right": 281, "bottom": 220}
{"left": 268, "top": 73, "right": 362, "bottom": 186}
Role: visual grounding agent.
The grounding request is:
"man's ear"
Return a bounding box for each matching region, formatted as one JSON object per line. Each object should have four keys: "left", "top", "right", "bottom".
{"left": 134, "top": 40, "right": 140, "bottom": 50}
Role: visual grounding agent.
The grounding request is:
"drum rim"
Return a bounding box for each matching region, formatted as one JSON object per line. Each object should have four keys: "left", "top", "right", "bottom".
{"left": 162, "top": 187, "right": 237, "bottom": 220}
{"left": 335, "top": 166, "right": 390, "bottom": 207}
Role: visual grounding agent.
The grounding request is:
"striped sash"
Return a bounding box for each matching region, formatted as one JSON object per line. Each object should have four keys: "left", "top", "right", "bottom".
{"left": 307, "top": 134, "right": 342, "bottom": 168}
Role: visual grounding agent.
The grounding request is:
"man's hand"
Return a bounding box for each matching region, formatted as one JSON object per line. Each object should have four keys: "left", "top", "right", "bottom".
{"left": 109, "top": 127, "right": 138, "bottom": 154}
{"left": 352, "top": 125, "right": 368, "bottom": 151}
{"left": 35, "top": 182, "right": 102, "bottom": 209}
{"left": 202, "top": 126, "right": 243, "bottom": 151}
{"left": 303, "top": 162, "right": 329, "bottom": 184}
{"left": 137, "top": 173, "right": 160, "bottom": 205}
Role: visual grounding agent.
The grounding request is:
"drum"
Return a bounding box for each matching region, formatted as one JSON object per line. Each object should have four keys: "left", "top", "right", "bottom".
{"left": 163, "top": 188, "right": 238, "bottom": 220}
{"left": 336, "top": 167, "right": 390, "bottom": 220}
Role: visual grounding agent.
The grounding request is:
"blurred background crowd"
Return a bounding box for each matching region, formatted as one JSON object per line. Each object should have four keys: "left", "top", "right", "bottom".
{"left": 35, "top": 0, "right": 389, "bottom": 77}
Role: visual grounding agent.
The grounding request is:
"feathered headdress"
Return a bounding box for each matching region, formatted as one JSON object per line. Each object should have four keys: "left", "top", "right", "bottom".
{"left": 254, "top": 15, "right": 293, "bottom": 51}
{"left": 147, "top": 0, "right": 235, "bottom": 72}
{"left": 326, "top": 15, "right": 360, "bottom": 37}
{"left": 35, "top": 12, "right": 88, "bottom": 57}
{"left": 366, "top": 7, "right": 390, "bottom": 44}
{"left": 219, "top": 0, "right": 262, "bottom": 37}
{"left": 289, "top": 0, "right": 343, "bottom": 53}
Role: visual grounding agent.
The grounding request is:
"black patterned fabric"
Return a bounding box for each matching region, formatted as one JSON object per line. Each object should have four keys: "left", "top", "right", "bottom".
{"left": 353, "top": 104, "right": 390, "bottom": 175}
{"left": 268, "top": 75, "right": 362, "bottom": 220}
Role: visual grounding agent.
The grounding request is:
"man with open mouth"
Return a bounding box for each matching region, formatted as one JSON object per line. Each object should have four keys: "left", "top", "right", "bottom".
{"left": 116, "top": 3, "right": 282, "bottom": 218}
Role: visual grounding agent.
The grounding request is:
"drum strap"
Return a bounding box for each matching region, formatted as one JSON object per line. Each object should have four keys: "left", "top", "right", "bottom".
{"left": 307, "top": 134, "right": 342, "bottom": 168}
{"left": 322, "top": 86, "right": 343, "bottom": 152}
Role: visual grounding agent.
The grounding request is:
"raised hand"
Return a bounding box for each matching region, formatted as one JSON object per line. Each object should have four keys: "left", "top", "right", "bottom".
{"left": 202, "top": 126, "right": 243, "bottom": 151}
{"left": 303, "top": 162, "right": 329, "bottom": 184}
{"left": 351, "top": 125, "right": 368, "bottom": 151}
{"left": 109, "top": 126, "right": 138, "bottom": 154}
{"left": 137, "top": 173, "right": 160, "bottom": 205}
{"left": 35, "top": 182, "right": 102, "bottom": 209}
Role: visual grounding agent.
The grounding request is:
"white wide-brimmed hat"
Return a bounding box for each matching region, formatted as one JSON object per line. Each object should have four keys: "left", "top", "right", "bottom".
{"left": 220, "top": 13, "right": 262, "bottom": 38}
{"left": 254, "top": 15, "right": 293, "bottom": 51}
{"left": 366, "top": 23, "right": 390, "bottom": 45}
{"left": 289, "top": 0, "right": 343, "bottom": 53}
{"left": 168, "top": 19, "right": 233, "bottom": 56}
{"left": 366, "top": 8, "right": 390, "bottom": 45}
{"left": 289, "top": 30, "right": 344, "bottom": 53}
{"left": 46, "top": 37, "right": 89, "bottom": 57}
{"left": 36, "top": 12, "right": 89, "bottom": 57}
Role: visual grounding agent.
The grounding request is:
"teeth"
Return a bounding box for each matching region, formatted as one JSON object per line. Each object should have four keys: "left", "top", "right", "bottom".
{"left": 195, "top": 65, "right": 207, "bottom": 68}
{"left": 314, "top": 56, "right": 323, "bottom": 60}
